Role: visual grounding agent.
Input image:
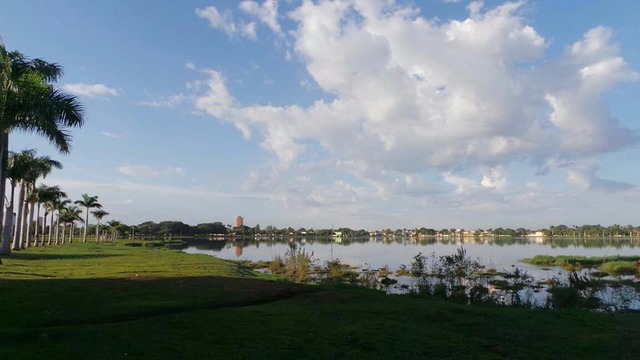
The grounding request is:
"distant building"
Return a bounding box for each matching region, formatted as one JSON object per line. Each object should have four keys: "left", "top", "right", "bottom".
{"left": 235, "top": 216, "right": 243, "bottom": 228}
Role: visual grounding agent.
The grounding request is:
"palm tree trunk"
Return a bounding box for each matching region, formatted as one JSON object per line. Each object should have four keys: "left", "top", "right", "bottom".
{"left": 69, "top": 222, "right": 74, "bottom": 243}
{"left": 41, "top": 209, "right": 47, "bottom": 245}
{"left": 35, "top": 203, "right": 42, "bottom": 245}
{"left": 0, "top": 209, "right": 12, "bottom": 255}
{"left": 55, "top": 213, "right": 60, "bottom": 244}
{"left": 83, "top": 208, "right": 88, "bottom": 243}
{"left": 61, "top": 222, "right": 66, "bottom": 245}
{"left": 25, "top": 202, "right": 35, "bottom": 247}
{"left": 95, "top": 220, "right": 100, "bottom": 242}
{"left": 0, "top": 182, "right": 14, "bottom": 255}
{"left": 19, "top": 195, "right": 29, "bottom": 249}
{"left": 12, "top": 183, "right": 25, "bottom": 250}
{"left": 47, "top": 211, "right": 53, "bottom": 245}
{"left": 0, "top": 132, "right": 8, "bottom": 258}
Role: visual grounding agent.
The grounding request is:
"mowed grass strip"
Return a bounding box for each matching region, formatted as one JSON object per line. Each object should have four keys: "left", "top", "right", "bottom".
{"left": 0, "top": 241, "right": 639, "bottom": 359}
{"left": 0, "top": 241, "right": 309, "bottom": 328}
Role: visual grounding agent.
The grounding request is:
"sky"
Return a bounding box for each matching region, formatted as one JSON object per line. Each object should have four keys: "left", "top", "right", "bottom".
{"left": 1, "top": 0, "right": 640, "bottom": 230}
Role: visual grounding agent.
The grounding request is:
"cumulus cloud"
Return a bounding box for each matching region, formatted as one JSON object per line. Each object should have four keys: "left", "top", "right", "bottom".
{"left": 240, "top": 0, "right": 282, "bottom": 35}
{"left": 63, "top": 83, "right": 119, "bottom": 97}
{"left": 561, "top": 159, "right": 632, "bottom": 192}
{"left": 481, "top": 167, "right": 508, "bottom": 191}
{"left": 194, "top": 1, "right": 637, "bottom": 197}
{"left": 117, "top": 165, "right": 185, "bottom": 178}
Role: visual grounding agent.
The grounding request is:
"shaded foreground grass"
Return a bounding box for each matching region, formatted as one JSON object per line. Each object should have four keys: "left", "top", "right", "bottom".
{"left": 1, "top": 241, "right": 639, "bottom": 359}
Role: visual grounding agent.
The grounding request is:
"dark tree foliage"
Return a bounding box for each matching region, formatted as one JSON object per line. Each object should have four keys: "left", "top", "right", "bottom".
{"left": 133, "top": 221, "right": 228, "bottom": 237}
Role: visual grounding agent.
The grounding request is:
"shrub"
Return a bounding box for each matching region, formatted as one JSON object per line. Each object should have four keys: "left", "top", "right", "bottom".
{"left": 395, "top": 264, "right": 410, "bottom": 277}
{"left": 283, "top": 243, "right": 315, "bottom": 283}
{"left": 378, "top": 265, "right": 390, "bottom": 278}
{"left": 546, "top": 272, "right": 603, "bottom": 310}
{"left": 322, "top": 259, "right": 350, "bottom": 282}
{"left": 269, "top": 255, "right": 285, "bottom": 274}
{"left": 359, "top": 267, "right": 379, "bottom": 289}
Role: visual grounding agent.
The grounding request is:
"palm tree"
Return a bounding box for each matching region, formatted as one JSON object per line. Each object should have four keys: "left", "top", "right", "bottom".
{"left": 58, "top": 205, "right": 83, "bottom": 244}
{"left": 1, "top": 149, "right": 34, "bottom": 254}
{"left": 53, "top": 198, "right": 70, "bottom": 244}
{"left": 40, "top": 186, "right": 67, "bottom": 245}
{"left": 91, "top": 209, "right": 109, "bottom": 242}
{"left": 0, "top": 41, "right": 84, "bottom": 257}
{"left": 36, "top": 185, "right": 65, "bottom": 245}
{"left": 13, "top": 152, "right": 61, "bottom": 249}
{"left": 74, "top": 194, "right": 102, "bottom": 243}
{"left": 106, "top": 220, "right": 122, "bottom": 242}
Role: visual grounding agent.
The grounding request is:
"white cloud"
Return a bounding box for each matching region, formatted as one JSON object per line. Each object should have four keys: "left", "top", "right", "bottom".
{"left": 195, "top": 5, "right": 257, "bottom": 39}
{"left": 561, "top": 159, "right": 632, "bottom": 192}
{"left": 63, "top": 83, "right": 119, "bottom": 97}
{"left": 443, "top": 173, "right": 479, "bottom": 194}
{"left": 193, "top": 1, "right": 637, "bottom": 199}
{"left": 137, "top": 94, "right": 186, "bottom": 108}
{"left": 239, "top": 0, "right": 282, "bottom": 35}
{"left": 101, "top": 131, "right": 121, "bottom": 139}
{"left": 117, "top": 165, "right": 186, "bottom": 178}
{"left": 480, "top": 167, "right": 508, "bottom": 191}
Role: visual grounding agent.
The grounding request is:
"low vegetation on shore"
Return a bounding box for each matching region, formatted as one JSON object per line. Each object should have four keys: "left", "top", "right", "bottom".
{"left": 523, "top": 255, "right": 640, "bottom": 275}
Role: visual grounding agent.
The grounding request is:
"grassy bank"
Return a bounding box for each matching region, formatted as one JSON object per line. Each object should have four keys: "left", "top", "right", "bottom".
{"left": 1, "top": 241, "right": 639, "bottom": 359}
{"left": 522, "top": 254, "right": 640, "bottom": 275}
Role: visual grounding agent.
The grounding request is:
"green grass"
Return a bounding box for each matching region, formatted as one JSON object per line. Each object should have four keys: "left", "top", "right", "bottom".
{"left": 1, "top": 242, "right": 639, "bottom": 359}
{"left": 600, "top": 261, "right": 639, "bottom": 275}
{"left": 523, "top": 254, "right": 640, "bottom": 275}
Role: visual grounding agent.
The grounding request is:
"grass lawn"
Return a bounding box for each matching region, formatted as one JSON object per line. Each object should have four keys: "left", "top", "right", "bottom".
{"left": 1, "top": 241, "right": 639, "bottom": 359}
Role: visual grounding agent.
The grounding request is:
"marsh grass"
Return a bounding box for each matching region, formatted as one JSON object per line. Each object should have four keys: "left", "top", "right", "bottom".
{"left": 524, "top": 255, "right": 640, "bottom": 277}
{"left": 283, "top": 242, "right": 315, "bottom": 282}
{"left": 600, "top": 261, "right": 638, "bottom": 275}
{"left": 524, "top": 254, "right": 640, "bottom": 267}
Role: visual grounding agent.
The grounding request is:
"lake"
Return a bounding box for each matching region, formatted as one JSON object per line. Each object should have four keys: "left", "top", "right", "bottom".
{"left": 182, "top": 235, "right": 640, "bottom": 282}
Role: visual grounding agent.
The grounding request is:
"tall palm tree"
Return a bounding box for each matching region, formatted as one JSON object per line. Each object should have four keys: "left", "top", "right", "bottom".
{"left": 53, "top": 198, "right": 70, "bottom": 244}
{"left": 1, "top": 149, "right": 34, "bottom": 254}
{"left": 0, "top": 41, "right": 84, "bottom": 258}
{"left": 58, "top": 205, "right": 83, "bottom": 244}
{"left": 74, "top": 194, "right": 101, "bottom": 243}
{"left": 36, "top": 185, "right": 65, "bottom": 246}
{"left": 13, "top": 152, "right": 61, "bottom": 249}
{"left": 91, "top": 209, "right": 109, "bottom": 242}
{"left": 40, "top": 186, "right": 67, "bottom": 245}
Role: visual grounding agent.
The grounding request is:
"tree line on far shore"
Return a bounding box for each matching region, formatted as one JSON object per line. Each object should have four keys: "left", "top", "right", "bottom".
{"left": 116, "top": 222, "right": 640, "bottom": 240}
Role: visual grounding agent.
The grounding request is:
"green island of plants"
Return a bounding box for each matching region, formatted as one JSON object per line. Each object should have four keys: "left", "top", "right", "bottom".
{"left": 1, "top": 241, "right": 640, "bottom": 359}
{"left": 522, "top": 255, "right": 640, "bottom": 275}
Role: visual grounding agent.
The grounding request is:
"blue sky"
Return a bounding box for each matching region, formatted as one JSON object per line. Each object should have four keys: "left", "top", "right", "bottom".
{"left": 2, "top": 0, "right": 640, "bottom": 230}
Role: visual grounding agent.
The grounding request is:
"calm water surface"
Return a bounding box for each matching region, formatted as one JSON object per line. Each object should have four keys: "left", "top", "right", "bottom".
{"left": 183, "top": 236, "right": 640, "bottom": 281}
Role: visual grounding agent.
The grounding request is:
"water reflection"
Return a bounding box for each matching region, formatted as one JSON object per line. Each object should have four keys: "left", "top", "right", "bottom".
{"left": 181, "top": 236, "right": 640, "bottom": 277}
{"left": 179, "top": 236, "right": 640, "bottom": 310}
